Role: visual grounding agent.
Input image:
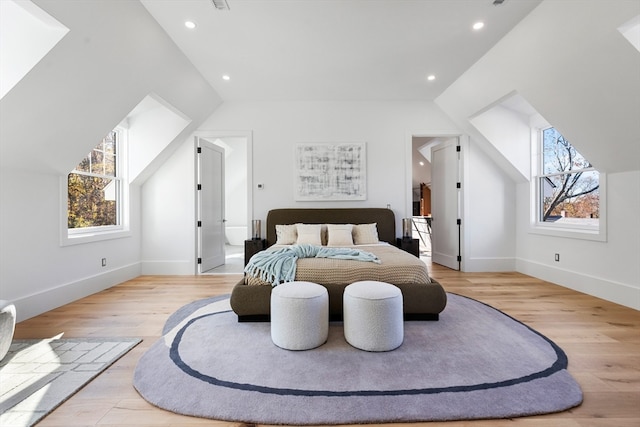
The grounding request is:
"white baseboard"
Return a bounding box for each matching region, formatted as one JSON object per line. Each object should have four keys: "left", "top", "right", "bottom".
{"left": 14, "top": 262, "right": 141, "bottom": 322}
{"left": 464, "top": 257, "right": 516, "bottom": 272}
{"left": 516, "top": 258, "right": 640, "bottom": 311}
{"left": 141, "top": 260, "right": 195, "bottom": 275}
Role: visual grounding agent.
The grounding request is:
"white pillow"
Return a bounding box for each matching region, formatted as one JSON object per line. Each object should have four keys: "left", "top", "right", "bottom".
{"left": 353, "top": 223, "right": 379, "bottom": 245}
{"left": 327, "top": 224, "right": 354, "bottom": 246}
{"left": 296, "top": 224, "right": 322, "bottom": 245}
{"left": 275, "top": 224, "right": 297, "bottom": 245}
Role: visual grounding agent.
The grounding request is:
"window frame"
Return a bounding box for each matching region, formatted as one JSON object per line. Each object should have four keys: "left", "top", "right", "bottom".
{"left": 529, "top": 126, "right": 607, "bottom": 242}
{"left": 60, "top": 127, "right": 130, "bottom": 246}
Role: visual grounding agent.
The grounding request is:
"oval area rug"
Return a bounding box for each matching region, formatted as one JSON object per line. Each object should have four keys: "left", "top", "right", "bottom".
{"left": 133, "top": 293, "right": 582, "bottom": 424}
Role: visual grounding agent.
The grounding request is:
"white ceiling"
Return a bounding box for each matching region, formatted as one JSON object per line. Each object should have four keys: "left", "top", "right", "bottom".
{"left": 141, "top": 0, "right": 542, "bottom": 102}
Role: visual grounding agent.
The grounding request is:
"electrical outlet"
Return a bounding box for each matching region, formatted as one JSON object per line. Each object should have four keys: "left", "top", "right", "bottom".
{"left": 554, "top": 253, "right": 560, "bottom": 262}
{"left": 101, "top": 258, "right": 107, "bottom": 267}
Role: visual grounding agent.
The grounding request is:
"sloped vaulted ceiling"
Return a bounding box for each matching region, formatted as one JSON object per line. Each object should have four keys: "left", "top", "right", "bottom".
{"left": 436, "top": 0, "right": 640, "bottom": 175}
{"left": 140, "top": 0, "right": 542, "bottom": 102}
{"left": 0, "top": 0, "right": 222, "bottom": 176}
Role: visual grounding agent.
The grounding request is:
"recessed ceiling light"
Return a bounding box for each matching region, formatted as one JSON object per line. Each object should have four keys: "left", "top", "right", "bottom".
{"left": 419, "top": 161, "right": 425, "bottom": 166}
{"left": 473, "top": 22, "right": 485, "bottom": 30}
{"left": 222, "top": 75, "right": 230, "bottom": 81}
{"left": 184, "top": 21, "right": 196, "bottom": 29}
{"left": 427, "top": 75, "right": 436, "bottom": 81}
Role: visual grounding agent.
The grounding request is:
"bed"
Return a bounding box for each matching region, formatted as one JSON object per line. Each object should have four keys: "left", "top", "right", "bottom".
{"left": 229, "top": 208, "right": 447, "bottom": 321}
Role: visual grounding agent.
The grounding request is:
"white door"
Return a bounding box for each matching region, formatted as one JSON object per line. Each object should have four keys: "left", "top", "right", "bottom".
{"left": 197, "top": 138, "right": 225, "bottom": 272}
{"left": 431, "top": 139, "right": 461, "bottom": 270}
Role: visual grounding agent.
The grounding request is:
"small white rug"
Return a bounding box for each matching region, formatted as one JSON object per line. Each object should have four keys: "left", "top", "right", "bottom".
{"left": 0, "top": 337, "right": 141, "bottom": 427}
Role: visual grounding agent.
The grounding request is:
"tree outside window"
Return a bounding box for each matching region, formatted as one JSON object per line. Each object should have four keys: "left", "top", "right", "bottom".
{"left": 539, "top": 127, "right": 599, "bottom": 226}
{"left": 68, "top": 131, "right": 120, "bottom": 229}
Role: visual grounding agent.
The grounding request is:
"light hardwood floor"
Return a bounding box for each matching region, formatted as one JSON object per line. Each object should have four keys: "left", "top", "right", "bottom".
{"left": 13, "top": 262, "right": 640, "bottom": 427}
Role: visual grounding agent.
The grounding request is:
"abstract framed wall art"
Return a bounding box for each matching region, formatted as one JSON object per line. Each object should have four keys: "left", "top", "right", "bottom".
{"left": 294, "top": 142, "right": 367, "bottom": 201}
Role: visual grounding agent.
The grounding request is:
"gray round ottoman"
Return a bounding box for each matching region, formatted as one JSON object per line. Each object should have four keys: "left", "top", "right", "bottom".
{"left": 343, "top": 281, "right": 404, "bottom": 351}
{"left": 0, "top": 300, "right": 16, "bottom": 361}
{"left": 270, "top": 281, "right": 329, "bottom": 350}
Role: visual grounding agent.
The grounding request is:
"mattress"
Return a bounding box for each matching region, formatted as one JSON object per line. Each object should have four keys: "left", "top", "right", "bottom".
{"left": 245, "top": 243, "right": 430, "bottom": 286}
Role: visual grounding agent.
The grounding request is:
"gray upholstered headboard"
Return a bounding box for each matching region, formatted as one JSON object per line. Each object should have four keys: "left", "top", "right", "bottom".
{"left": 265, "top": 208, "right": 396, "bottom": 247}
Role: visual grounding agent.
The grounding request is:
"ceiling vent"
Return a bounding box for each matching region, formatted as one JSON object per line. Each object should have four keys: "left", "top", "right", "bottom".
{"left": 211, "top": 0, "right": 230, "bottom": 10}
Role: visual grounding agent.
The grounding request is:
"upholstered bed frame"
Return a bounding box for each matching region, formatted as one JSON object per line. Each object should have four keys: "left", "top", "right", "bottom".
{"left": 229, "top": 208, "right": 447, "bottom": 322}
{"left": 264, "top": 208, "right": 397, "bottom": 246}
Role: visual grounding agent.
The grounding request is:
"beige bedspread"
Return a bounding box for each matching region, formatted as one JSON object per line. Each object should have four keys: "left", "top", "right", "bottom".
{"left": 245, "top": 243, "right": 430, "bottom": 286}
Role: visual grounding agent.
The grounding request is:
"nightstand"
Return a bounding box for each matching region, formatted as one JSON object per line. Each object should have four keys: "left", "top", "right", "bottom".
{"left": 244, "top": 239, "right": 266, "bottom": 266}
{"left": 396, "top": 237, "right": 419, "bottom": 257}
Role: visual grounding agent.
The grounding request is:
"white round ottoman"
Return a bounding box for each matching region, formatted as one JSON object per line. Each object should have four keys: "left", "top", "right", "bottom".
{"left": 271, "top": 281, "right": 329, "bottom": 350}
{"left": 343, "top": 281, "right": 404, "bottom": 352}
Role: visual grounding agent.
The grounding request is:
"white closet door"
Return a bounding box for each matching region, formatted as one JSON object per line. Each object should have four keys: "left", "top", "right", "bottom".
{"left": 431, "top": 139, "right": 460, "bottom": 270}
{"left": 198, "top": 139, "right": 225, "bottom": 272}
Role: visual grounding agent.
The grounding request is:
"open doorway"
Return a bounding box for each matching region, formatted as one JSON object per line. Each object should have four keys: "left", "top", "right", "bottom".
{"left": 411, "top": 137, "right": 434, "bottom": 258}
{"left": 410, "top": 135, "right": 462, "bottom": 271}
{"left": 196, "top": 131, "right": 253, "bottom": 274}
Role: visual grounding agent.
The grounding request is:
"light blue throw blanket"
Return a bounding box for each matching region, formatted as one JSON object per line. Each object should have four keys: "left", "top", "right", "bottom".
{"left": 244, "top": 244, "right": 381, "bottom": 287}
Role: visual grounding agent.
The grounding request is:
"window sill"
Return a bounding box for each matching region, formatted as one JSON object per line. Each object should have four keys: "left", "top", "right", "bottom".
{"left": 60, "top": 228, "right": 131, "bottom": 246}
{"left": 528, "top": 224, "right": 606, "bottom": 242}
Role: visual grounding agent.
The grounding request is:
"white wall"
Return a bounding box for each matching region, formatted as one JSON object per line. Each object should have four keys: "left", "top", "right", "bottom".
{"left": 203, "top": 101, "right": 460, "bottom": 232}
{"left": 0, "top": 0, "right": 69, "bottom": 99}
{"left": 138, "top": 100, "right": 462, "bottom": 274}
{"left": 5, "top": 0, "right": 635, "bottom": 321}
{"left": 140, "top": 133, "right": 250, "bottom": 274}
{"left": 516, "top": 171, "right": 640, "bottom": 310}
{"left": 194, "top": 100, "right": 517, "bottom": 273}
{"left": 0, "top": 171, "right": 140, "bottom": 321}
{"left": 464, "top": 139, "right": 517, "bottom": 272}
{"left": 140, "top": 139, "right": 197, "bottom": 275}
{"left": 435, "top": 0, "right": 640, "bottom": 309}
{"left": 128, "top": 95, "right": 192, "bottom": 184}
{"left": 470, "top": 103, "right": 531, "bottom": 180}
{"left": 0, "top": 0, "right": 221, "bottom": 321}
